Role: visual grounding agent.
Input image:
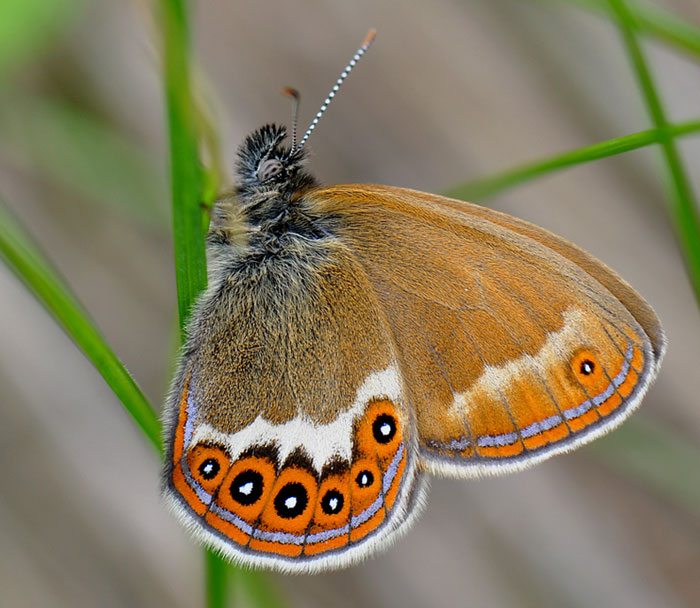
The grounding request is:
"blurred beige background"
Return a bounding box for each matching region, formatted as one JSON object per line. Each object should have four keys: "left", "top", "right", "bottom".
{"left": 1, "top": 0, "right": 699, "bottom": 606}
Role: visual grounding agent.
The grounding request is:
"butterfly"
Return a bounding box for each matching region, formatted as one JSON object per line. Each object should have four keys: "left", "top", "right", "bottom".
{"left": 162, "top": 31, "right": 665, "bottom": 573}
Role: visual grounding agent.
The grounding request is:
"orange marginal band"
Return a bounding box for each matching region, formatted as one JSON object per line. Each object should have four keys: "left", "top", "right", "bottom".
{"left": 171, "top": 378, "right": 233, "bottom": 520}
{"left": 471, "top": 340, "right": 641, "bottom": 458}
{"left": 173, "top": 390, "right": 412, "bottom": 559}
{"left": 304, "top": 470, "right": 352, "bottom": 556}
{"left": 248, "top": 467, "right": 318, "bottom": 557}
{"left": 172, "top": 379, "right": 210, "bottom": 516}
{"left": 348, "top": 400, "right": 406, "bottom": 544}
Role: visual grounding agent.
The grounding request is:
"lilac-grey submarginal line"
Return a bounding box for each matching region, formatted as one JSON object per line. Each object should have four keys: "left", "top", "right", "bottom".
{"left": 475, "top": 342, "right": 634, "bottom": 449}
{"left": 420, "top": 341, "right": 637, "bottom": 454}
{"left": 382, "top": 442, "right": 405, "bottom": 494}
{"left": 350, "top": 494, "right": 383, "bottom": 528}
{"left": 198, "top": 442, "right": 405, "bottom": 547}
{"left": 210, "top": 503, "right": 255, "bottom": 535}
{"left": 183, "top": 391, "right": 197, "bottom": 448}
{"left": 306, "top": 524, "right": 351, "bottom": 544}
{"left": 428, "top": 437, "right": 470, "bottom": 451}
{"left": 476, "top": 431, "right": 519, "bottom": 448}
{"left": 181, "top": 456, "right": 213, "bottom": 506}
{"left": 252, "top": 528, "right": 306, "bottom": 545}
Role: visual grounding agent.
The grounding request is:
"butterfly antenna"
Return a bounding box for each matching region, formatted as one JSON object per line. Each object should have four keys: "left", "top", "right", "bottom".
{"left": 296, "top": 29, "right": 376, "bottom": 151}
{"left": 281, "top": 86, "right": 301, "bottom": 149}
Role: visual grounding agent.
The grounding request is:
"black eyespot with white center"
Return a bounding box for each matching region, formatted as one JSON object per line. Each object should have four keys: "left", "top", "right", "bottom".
{"left": 230, "top": 470, "right": 264, "bottom": 506}
{"left": 274, "top": 482, "right": 308, "bottom": 519}
{"left": 320, "top": 490, "right": 344, "bottom": 515}
{"left": 355, "top": 470, "right": 374, "bottom": 488}
{"left": 372, "top": 414, "right": 397, "bottom": 444}
{"left": 580, "top": 360, "right": 596, "bottom": 376}
{"left": 198, "top": 458, "right": 220, "bottom": 480}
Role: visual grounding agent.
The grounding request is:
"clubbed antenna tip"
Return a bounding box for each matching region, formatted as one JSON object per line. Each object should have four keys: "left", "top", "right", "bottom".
{"left": 281, "top": 86, "right": 301, "bottom": 149}
{"left": 363, "top": 29, "right": 377, "bottom": 47}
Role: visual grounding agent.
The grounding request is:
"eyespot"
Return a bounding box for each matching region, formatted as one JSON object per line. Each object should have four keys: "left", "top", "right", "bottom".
{"left": 320, "top": 490, "right": 345, "bottom": 515}
{"left": 229, "top": 469, "right": 264, "bottom": 506}
{"left": 187, "top": 444, "right": 230, "bottom": 493}
{"left": 372, "top": 414, "right": 397, "bottom": 444}
{"left": 355, "top": 470, "right": 374, "bottom": 488}
{"left": 354, "top": 400, "right": 403, "bottom": 462}
{"left": 580, "top": 360, "right": 595, "bottom": 376}
{"left": 214, "top": 455, "right": 277, "bottom": 524}
{"left": 273, "top": 482, "right": 309, "bottom": 519}
{"left": 572, "top": 349, "right": 604, "bottom": 383}
{"left": 198, "top": 458, "right": 220, "bottom": 480}
{"left": 257, "top": 159, "right": 284, "bottom": 182}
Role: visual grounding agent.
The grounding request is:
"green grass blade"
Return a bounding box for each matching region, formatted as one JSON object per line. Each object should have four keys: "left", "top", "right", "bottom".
{"left": 240, "top": 570, "right": 287, "bottom": 608}
{"left": 161, "top": 0, "right": 207, "bottom": 334}
{"left": 0, "top": 195, "right": 162, "bottom": 451}
{"left": 622, "top": 0, "right": 700, "bottom": 58}
{"left": 158, "top": 0, "right": 232, "bottom": 605}
{"left": 446, "top": 119, "right": 700, "bottom": 201}
{"left": 553, "top": 0, "right": 700, "bottom": 60}
{"left": 607, "top": 0, "right": 700, "bottom": 307}
{"left": 206, "top": 549, "right": 230, "bottom": 607}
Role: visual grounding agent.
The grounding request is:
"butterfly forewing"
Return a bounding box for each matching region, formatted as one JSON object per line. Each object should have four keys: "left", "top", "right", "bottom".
{"left": 306, "top": 185, "right": 664, "bottom": 477}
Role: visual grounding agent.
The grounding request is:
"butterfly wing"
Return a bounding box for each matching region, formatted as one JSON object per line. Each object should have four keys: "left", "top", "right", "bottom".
{"left": 305, "top": 184, "right": 665, "bottom": 477}
{"left": 162, "top": 237, "right": 424, "bottom": 572}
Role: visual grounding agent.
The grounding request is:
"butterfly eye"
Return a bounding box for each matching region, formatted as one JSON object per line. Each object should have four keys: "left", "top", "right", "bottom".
{"left": 257, "top": 159, "right": 284, "bottom": 182}
{"left": 229, "top": 469, "right": 264, "bottom": 506}
{"left": 273, "top": 482, "right": 309, "bottom": 519}
{"left": 372, "top": 414, "right": 397, "bottom": 444}
{"left": 320, "top": 490, "right": 345, "bottom": 515}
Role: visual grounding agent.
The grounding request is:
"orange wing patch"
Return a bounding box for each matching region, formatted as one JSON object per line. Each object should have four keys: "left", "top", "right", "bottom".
{"left": 471, "top": 339, "right": 639, "bottom": 456}
{"left": 304, "top": 465, "right": 352, "bottom": 556}
{"left": 421, "top": 309, "right": 649, "bottom": 468}
{"left": 305, "top": 398, "right": 406, "bottom": 553}
{"left": 167, "top": 391, "right": 411, "bottom": 564}
{"left": 206, "top": 453, "right": 277, "bottom": 547}
{"left": 170, "top": 378, "right": 232, "bottom": 517}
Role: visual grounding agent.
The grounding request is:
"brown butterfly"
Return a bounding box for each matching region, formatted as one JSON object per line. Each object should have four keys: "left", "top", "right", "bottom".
{"left": 162, "top": 31, "right": 664, "bottom": 573}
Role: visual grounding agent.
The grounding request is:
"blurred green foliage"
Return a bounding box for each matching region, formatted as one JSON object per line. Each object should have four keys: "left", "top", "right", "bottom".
{"left": 0, "top": 0, "right": 84, "bottom": 80}
{"left": 0, "top": 96, "right": 169, "bottom": 226}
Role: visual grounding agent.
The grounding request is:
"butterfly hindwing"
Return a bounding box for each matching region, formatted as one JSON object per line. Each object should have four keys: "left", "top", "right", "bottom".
{"left": 306, "top": 184, "right": 664, "bottom": 477}
{"left": 163, "top": 237, "right": 424, "bottom": 572}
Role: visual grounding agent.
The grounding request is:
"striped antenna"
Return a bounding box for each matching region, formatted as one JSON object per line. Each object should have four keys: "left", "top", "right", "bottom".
{"left": 281, "top": 87, "right": 301, "bottom": 149}
{"left": 296, "top": 29, "right": 376, "bottom": 151}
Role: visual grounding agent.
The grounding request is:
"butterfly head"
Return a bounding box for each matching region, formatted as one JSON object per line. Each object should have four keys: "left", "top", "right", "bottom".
{"left": 232, "top": 29, "right": 378, "bottom": 224}
{"left": 235, "top": 124, "right": 318, "bottom": 205}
